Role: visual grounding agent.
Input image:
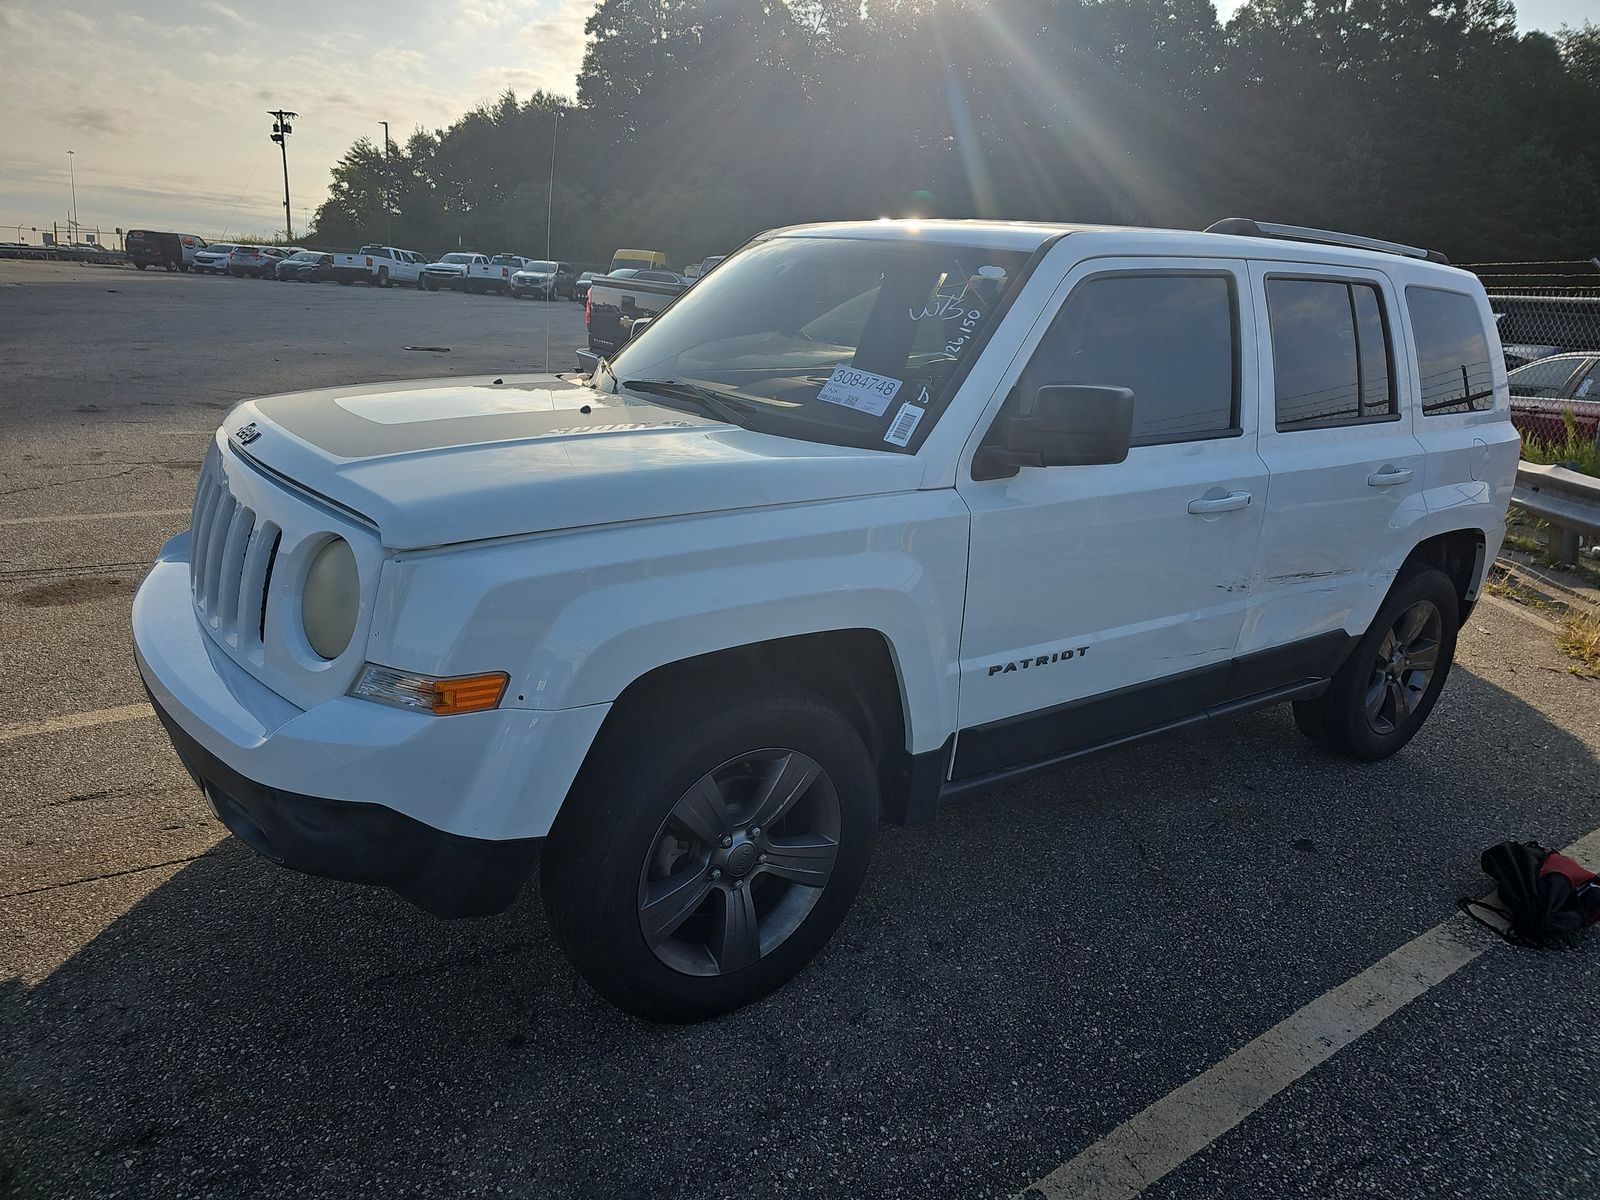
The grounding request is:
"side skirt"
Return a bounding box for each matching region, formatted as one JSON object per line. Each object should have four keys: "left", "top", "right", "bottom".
{"left": 941, "top": 631, "right": 1354, "bottom": 802}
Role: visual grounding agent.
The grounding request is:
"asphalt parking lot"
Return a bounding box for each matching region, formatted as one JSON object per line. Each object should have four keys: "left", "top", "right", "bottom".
{"left": 3, "top": 260, "right": 1599, "bottom": 1200}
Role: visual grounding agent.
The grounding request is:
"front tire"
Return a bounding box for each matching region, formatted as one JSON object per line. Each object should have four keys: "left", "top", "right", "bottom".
{"left": 1292, "top": 566, "right": 1459, "bottom": 761}
{"left": 541, "top": 673, "right": 879, "bottom": 1022}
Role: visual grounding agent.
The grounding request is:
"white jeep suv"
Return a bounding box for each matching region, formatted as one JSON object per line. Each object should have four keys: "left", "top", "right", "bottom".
{"left": 133, "top": 218, "right": 1518, "bottom": 1021}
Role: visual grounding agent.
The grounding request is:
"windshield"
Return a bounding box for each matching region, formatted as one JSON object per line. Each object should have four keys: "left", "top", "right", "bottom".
{"left": 440, "top": 253, "right": 474, "bottom": 264}
{"left": 606, "top": 235, "right": 1032, "bottom": 452}
{"left": 523, "top": 261, "right": 556, "bottom": 272}
{"left": 290, "top": 251, "right": 320, "bottom": 261}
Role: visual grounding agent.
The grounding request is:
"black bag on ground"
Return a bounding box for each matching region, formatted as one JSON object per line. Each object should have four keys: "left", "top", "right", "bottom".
{"left": 1466, "top": 840, "right": 1600, "bottom": 948}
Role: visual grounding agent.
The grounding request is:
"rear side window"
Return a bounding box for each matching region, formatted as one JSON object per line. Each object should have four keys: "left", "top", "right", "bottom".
{"left": 1408, "top": 287, "right": 1495, "bottom": 414}
{"left": 1268, "top": 278, "right": 1396, "bottom": 430}
{"left": 1022, "top": 273, "right": 1239, "bottom": 445}
{"left": 1508, "top": 357, "right": 1586, "bottom": 398}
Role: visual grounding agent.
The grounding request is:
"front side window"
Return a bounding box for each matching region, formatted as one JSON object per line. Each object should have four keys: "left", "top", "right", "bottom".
{"left": 1020, "top": 272, "right": 1238, "bottom": 445}
{"left": 604, "top": 235, "right": 1034, "bottom": 452}
{"left": 1269, "top": 278, "right": 1396, "bottom": 430}
{"left": 1408, "top": 287, "right": 1496, "bottom": 414}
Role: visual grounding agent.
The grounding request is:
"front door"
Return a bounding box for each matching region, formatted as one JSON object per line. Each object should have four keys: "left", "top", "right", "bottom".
{"left": 954, "top": 258, "right": 1267, "bottom": 779}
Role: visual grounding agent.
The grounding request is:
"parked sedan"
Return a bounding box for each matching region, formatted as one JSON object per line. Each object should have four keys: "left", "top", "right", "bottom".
{"left": 275, "top": 250, "right": 334, "bottom": 283}
{"left": 192, "top": 243, "right": 239, "bottom": 274}
{"left": 1507, "top": 352, "right": 1600, "bottom": 445}
{"left": 228, "top": 246, "right": 287, "bottom": 278}
{"left": 508, "top": 260, "right": 575, "bottom": 300}
{"left": 574, "top": 271, "right": 598, "bottom": 302}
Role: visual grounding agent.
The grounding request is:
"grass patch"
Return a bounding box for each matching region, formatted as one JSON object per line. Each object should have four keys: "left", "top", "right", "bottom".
{"left": 1522, "top": 408, "right": 1600, "bottom": 478}
{"left": 1558, "top": 609, "right": 1600, "bottom": 672}
{"left": 1484, "top": 570, "right": 1562, "bottom": 613}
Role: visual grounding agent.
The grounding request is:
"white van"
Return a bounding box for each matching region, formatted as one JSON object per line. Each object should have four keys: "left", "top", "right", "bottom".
{"left": 134, "top": 218, "right": 1518, "bottom": 1021}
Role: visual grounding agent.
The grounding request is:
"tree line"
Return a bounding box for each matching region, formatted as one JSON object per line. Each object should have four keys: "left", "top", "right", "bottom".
{"left": 310, "top": 0, "right": 1600, "bottom": 267}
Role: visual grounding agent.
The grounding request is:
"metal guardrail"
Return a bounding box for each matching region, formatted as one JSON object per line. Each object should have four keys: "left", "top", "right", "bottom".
{"left": 1514, "top": 460, "right": 1600, "bottom": 564}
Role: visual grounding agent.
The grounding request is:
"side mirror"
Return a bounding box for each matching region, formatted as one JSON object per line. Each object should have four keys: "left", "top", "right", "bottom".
{"left": 973, "top": 384, "right": 1135, "bottom": 479}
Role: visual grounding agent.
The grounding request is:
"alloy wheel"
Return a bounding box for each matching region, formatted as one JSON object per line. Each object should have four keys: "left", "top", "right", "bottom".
{"left": 1364, "top": 599, "right": 1442, "bottom": 734}
{"left": 637, "top": 748, "right": 841, "bottom": 977}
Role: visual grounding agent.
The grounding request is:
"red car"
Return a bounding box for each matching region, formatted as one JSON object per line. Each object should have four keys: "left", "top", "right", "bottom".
{"left": 1508, "top": 352, "right": 1600, "bottom": 446}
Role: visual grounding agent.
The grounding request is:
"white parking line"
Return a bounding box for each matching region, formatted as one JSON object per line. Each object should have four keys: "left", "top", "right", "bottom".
{"left": 0, "top": 508, "right": 187, "bottom": 528}
{"left": 1022, "top": 824, "right": 1600, "bottom": 1199}
{"left": 0, "top": 704, "right": 153, "bottom": 744}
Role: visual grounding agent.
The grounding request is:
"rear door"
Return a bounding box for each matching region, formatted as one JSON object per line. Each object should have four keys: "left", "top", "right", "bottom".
{"left": 391, "top": 250, "right": 420, "bottom": 283}
{"left": 1243, "top": 262, "right": 1426, "bottom": 657}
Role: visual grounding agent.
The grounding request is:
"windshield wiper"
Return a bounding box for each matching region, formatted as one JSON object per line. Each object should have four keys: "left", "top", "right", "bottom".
{"left": 622, "top": 379, "right": 752, "bottom": 427}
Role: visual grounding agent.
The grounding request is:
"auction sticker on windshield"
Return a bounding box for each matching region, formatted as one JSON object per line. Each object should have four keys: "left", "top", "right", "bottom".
{"left": 816, "top": 366, "right": 902, "bottom": 417}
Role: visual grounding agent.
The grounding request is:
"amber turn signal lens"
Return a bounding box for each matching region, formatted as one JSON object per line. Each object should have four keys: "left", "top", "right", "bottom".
{"left": 349, "top": 664, "right": 509, "bottom": 716}
{"left": 431, "top": 672, "right": 509, "bottom": 715}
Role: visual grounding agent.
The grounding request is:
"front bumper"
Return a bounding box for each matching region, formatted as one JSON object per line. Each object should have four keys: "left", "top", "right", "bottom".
{"left": 132, "top": 534, "right": 611, "bottom": 916}
{"left": 147, "top": 687, "right": 537, "bottom": 916}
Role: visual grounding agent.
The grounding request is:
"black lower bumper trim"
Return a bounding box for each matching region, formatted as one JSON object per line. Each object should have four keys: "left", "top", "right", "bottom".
{"left": 144, "top": 686, "right": 540, "bottom": 918}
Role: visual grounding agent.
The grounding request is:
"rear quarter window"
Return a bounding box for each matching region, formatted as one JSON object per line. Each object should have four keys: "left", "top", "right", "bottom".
{"left": 1407, "top": 286, "right": 1496, "bottom": 415}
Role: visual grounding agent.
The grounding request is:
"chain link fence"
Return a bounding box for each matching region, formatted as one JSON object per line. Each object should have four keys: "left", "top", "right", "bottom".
{"left": 1461, "top": 259, "right": 1600, "bottom": 451}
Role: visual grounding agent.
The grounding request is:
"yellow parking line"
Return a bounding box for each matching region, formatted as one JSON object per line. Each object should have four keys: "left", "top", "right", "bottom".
{"left": 0, "top": 508, "right": 188, "bottom": 528}
{"left": 1021, "top": 825, "right": 1600, "bottom": 1199}
{"left": 0, "top": 704, "right": 153, "bottom": 744}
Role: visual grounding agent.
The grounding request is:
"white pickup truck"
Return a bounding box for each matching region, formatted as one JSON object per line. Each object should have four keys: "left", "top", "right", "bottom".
{"left": 330, "top": 244, "right": 427, "bottom": 288}
{"left": 420, "top": 252, "right": 512, "bottom": 294}
{"left": 134, "top": 218, "right": 1518, "bottom": 1022}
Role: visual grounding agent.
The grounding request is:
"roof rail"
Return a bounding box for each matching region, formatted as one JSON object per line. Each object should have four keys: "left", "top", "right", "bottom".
{"left": 1204, "top": 218, "right": 1450, "bottom": 265}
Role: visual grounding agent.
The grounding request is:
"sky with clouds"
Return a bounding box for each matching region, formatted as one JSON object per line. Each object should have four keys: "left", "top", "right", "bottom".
{"left": 0, "top": 0, "right": 1591, "bottom": 244}
{"left": 0, "top": 0, "right": 591, "bottom": 242}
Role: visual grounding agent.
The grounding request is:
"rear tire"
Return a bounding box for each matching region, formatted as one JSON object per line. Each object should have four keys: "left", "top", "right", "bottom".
{"left": 1292, "top": 566, "right": 1459, "bottom": 761}
{"left": 542, "top": 672, "right": 879, "bottom": 1022}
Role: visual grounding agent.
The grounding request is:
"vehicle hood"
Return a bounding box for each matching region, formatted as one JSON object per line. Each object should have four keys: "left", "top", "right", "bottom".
{"left": 223, "top": 373, "right": 923, "bottom": 549}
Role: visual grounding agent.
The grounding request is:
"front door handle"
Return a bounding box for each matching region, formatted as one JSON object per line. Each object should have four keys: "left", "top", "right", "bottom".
{"left": 1187, "top": 490, "right": 1252, "bottom": 514}
{"left": 1367, "top": 466, "right": 1415, "bottom": 487}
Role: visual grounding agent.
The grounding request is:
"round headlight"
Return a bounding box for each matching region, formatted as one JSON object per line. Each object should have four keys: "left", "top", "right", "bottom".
{"left": 301, "top": 537, "right": 359, "bottom": 660}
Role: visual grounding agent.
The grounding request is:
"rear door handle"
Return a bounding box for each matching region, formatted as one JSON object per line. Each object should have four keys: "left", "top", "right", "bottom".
{"left": 1187, "top": 491, "right": 1252, "bottom": 514}
{"left": 1367, "top": 466, "right": 1415, "bottom": 487}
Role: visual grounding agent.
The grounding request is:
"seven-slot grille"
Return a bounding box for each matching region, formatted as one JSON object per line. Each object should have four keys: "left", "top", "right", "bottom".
{"left": 190, "top": 448, "right": 281, "bottom": 647}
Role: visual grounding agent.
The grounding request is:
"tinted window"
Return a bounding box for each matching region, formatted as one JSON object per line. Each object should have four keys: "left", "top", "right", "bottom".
{"left": 1408, "top": 287, "right": 1495, "bottom": 414}
{"left": 1268, "top": 278, "right": 1395, "bottom": 429}
{"left": 1021, "top": 273, "right": 1237, "bottom": 444}
{"left": 1508, "top": 356, "right": 1586, "bottom": 398}
{"left": 1576, "top": 364, "right": 1600, "bottom": 400}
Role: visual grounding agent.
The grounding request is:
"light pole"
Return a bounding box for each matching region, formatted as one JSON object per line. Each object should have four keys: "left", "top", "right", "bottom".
{"left": 67, "top": 149, "right": 78, "bottom": 241}
{"left": 268, "top": 110, "right": 297, "bottom": 242}
{"left": 380, "top": 120, "right": 392, "bottom": 244}
{"left": 545, "top": 108, "right": 561, "bottom": 262}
